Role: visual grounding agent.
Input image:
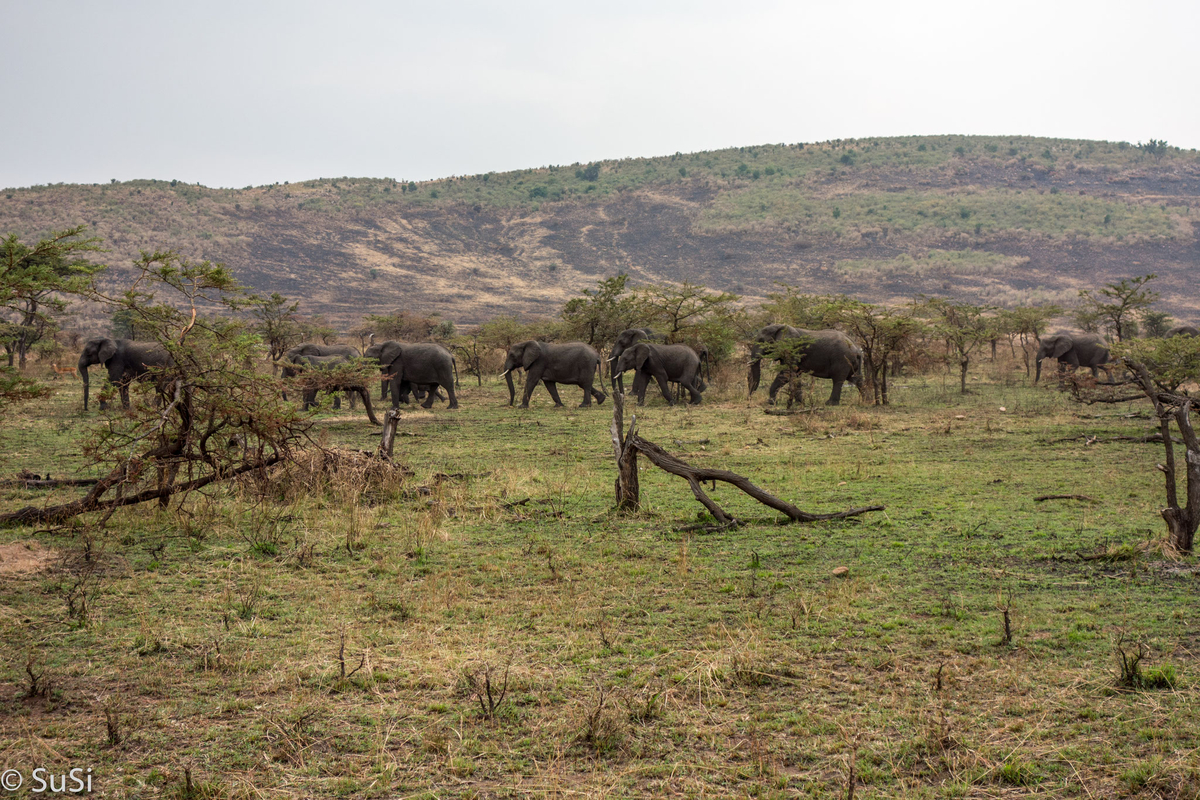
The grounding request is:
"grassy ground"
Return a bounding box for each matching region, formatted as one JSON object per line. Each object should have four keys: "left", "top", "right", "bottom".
{"left": 1, "top": 361, "right": 1197, "bottom": 798}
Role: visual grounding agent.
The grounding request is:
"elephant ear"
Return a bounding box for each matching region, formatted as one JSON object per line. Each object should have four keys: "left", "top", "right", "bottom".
{"left": 97, "top": 339, "right": 118, "bottom": 364}
{"left": 379, "top": 341, "right": 404, "bottom": 367}
{"left": 634, "top": 344, "right": 655, "bottom": 372}
{"left": 1051, "top": 337, "right": 1072, "bottom": 359}
{"left": 521, "top": 343, "right": 541, "bottom": 370}
{"left": 764, "top": 324, "right": 788, "bottom": 342}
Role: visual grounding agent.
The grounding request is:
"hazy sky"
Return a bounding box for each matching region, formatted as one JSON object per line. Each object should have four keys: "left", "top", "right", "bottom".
{"left": 3, "top": 0, "right": 1196, "bottom": 189}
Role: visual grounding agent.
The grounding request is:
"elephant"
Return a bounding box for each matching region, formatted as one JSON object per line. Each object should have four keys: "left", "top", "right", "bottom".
{"left": 1034, "top": 332, "right": 1112, "bottom": 383}
{"left": 77, "top": 337, "right": 173, "bottom": 410}
{"left": 503, "top": 341, "right": 606, "bottom": 408}
{"left": 608, "top": 328, "right": 665, "bottom": 392}
{"left": 1167, "top": 325, "right": 1200, "bottom": 338}
{"left": 363, "top": 341, "right": 458, "bottom": 410}
{"left": 615, "top": 342, "right": 705, "bottom": 406}
{"left": 287, "top": 353, "right": 381, "bottom": 424}
{"left": 748, "top": 324, "right": 864, "bottom": 407}
{"left": 280, "top": 342, "right": 362, "bottom": 408}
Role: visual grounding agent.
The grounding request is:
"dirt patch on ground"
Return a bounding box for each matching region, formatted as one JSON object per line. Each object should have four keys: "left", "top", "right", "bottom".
{"left": 0, "top": 541, "right": 56, "bottom": 576}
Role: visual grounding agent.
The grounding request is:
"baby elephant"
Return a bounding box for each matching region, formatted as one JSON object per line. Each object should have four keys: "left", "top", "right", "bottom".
{"left": 615, "top": 342, "right": 705, "bottom": 406}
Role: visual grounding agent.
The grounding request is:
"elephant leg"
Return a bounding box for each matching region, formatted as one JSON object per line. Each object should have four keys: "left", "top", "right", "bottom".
{"left": 590, "top": 385, "right": 606, "bottom": 405}
{"left": 827, "top": 379, "right": 844, "bottom": 406}
{"left": 303, "top": 389, "right": 318, "bottom": 411}
{"left": 631, "top": 372, "right": 650, "bottom": 406}
{"left": 349, "top": 390, "right": 358, "bottom": 410}
{"left": 420, "top": 382, "right": 436, "bottom": 409}
{"left": 380, "top": 377, "right": 390, "bottom": 401}
{"left": 443, "top": 382, "right": 459, "bottom": 409}
{"left": 519, "top": 368, "right": 543, "bottom": 408}
{"left": 119, "top": 384, "right": 131, "bottom": 409}
{"left": 653, "top": 372, "right": 675, "bottom": 406}
{"left": 357, "top": 388, "right": 381, "bottom": 425}
{"left": 332, "top": 393, "right": 342, "bottom": 410}
{"left": 543, "top": 380, "right": 567, "bottom": 407}
{"left": 767, "top": 370, "right": 792, "bottom": 405}
{"left": 684, "top": 381, "right": 703, "bottom": 405}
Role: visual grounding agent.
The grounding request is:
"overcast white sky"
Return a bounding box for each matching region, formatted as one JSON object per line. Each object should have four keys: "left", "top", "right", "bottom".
{"left": 2, "top": 0, "right": 1196, "bottom": 189}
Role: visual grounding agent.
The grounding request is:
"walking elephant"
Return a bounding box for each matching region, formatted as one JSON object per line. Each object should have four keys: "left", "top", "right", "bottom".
{"left": 748, "top": 324, "right": 863, "bottom": 407}
{"left": 615, "top": 342, "right": 705, "bottom": 406}
{"left": 77, "top": 337, "right": 173, "bottom": 410}
{"left": 280, "top": 343, "right": 363, "bottom": 408}
{"left": 364, "top": 341, "right": 458, "bottom": 410}
{"left": 608, "top": 327, "right": 665, "bottom": 392}
{"left": 1034, "top": 332, "right": 1112, "bottom": 383}
{"left": 287, "top": 354, "right": 381, "bottom": 424}
{"left": 503, "top": 341, "right": 605, "bottom": 408}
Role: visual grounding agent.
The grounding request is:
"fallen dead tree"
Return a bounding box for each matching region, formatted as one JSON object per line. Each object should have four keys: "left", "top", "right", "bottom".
{"left": 0, "top": 454, "right": 283, "bottom": 528}
{"left": 610, "top": 393, "right": 884, "bottom": 529}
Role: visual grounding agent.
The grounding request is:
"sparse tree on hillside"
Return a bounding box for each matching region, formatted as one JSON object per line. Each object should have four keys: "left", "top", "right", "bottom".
{"left": 251, "top": 292, "right": 302, "bottom": 364}
{"left": 757, "top": 287, "right": 843, "bottom": 331}
{"left": 0, "top": 226, "right": 105, "bottom": 370}
{"left": 1076, "top": 274, "right": 1158, "bottom": 342}
{"left": 831, "top": 299, "right": 923, "bottom": 405}
{"left": 997, "top": 305, "right": 1062, "bottom": 376}
{"left": 1142, "top": 310, "right": 1174, "bottom": 338}
{"left": 2, "top": 251, "right": 317, "bottom": 526}
{"left": 1117, "top": 335, "right": 1200, "bottom": 552}
{"left": 560, "top": 274, "right": 639, "bottom": 349}
{"left": 919, "top": 298, "right": 994, "bottom": 394}
{"left": 636, "top": 282, "right": 742, "bottom": 362}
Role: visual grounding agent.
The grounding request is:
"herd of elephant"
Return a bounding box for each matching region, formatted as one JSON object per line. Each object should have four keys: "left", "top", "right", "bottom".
{"left": 72, "top": 324, "right": 1200, "bottom": 421}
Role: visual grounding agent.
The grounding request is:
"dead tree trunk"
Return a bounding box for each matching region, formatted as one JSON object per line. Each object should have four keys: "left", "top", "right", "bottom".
{"left": 1124, "top": 359, "right": 1200, "bottom": 553}
{"left": 610, "top": 393, "right": 639, "bottom": 511}
{"left": 610, "top": 389, "right": 884, "bottom": 527}
{"left": 378, "top": 409, "right": 401, "bottom": 459}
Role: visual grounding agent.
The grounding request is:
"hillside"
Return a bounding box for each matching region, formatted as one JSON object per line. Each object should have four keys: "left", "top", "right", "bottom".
{"left": 3, "top": 135, "right": 1199, "bottom": 331}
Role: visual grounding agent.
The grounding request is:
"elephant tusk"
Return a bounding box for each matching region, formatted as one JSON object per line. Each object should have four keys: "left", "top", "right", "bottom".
{"left": 607, "top": 356, "right": 618, "bottom": 362}
{"left": 501, "top": 368, "right": 511, "bottom": 376}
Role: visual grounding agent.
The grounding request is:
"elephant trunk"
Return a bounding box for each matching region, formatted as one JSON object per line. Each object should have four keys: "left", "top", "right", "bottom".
{"left": 502, "top": 359, "right": 517, "bottom": 405}
{"left": 78, "top": 354, "right": 91, "bottom": 410}
{"left": 1034, "top": 356, "right": 1043, "bottom": 384}
{"left": 748, "top": 358, "right": 762, "bottom": 395}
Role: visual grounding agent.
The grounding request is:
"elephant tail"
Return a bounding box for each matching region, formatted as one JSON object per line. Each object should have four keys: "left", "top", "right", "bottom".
{"left": 452, "top": 357, "right": 459, "bottom": 390}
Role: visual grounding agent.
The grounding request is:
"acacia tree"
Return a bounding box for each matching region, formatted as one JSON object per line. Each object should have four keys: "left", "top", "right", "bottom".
{"left": 757, "top": 286, "right": 843, "bottom": 330}
{"left": 997, "top": 305, "right": 1061, "bottom": 376}
{"left": 1077, "top": 274, "right": 1158, "bottom": 342}
{"left": 0, "top": 226, "right": 105, "bottom": 370}
{"left": 1117, "top": 336, "right": 1200, "bottom": 552}
{"left": 919, "top": 298, "right": 994, "bottom": 394}
{"left": 0, "top": 227, "right": 104, "bottom": 409}
{"left": 832, "top": 299, "right": 923, "bottom": 405}
{"left": 251, "top": 292, "right": 302, "bottom": 364}
{"left": 559, "top": 274, "right": 640, "bottom": 349}
{"left": 636, "top": 281, "right": 742, "bottom": 362}
{"left": 1, "top": 251, "right": 316, "bottom": 527}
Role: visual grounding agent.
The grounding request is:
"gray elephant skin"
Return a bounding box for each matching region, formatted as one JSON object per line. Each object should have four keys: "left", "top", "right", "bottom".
{"left": 615, "top": 342, "right": 705, "bottom": 406}
{"left": 748, "top": 324, "right": 864, "bottom": 406}
{"left": 78, "top": 337, "right": 173, "bottom": 410}
{"left": 503, "top": 341, "right": 605, "bottom": 408}
{"left": 287, "top": 353, "right": 381, "bottom": 424}
{"left": 364, "top": 341, "right": 458, "bottom": 410}
{"left": 608, "top": 327, "right": 664, "bottom": 392}
{"left": 1167, "top": 325, "right": 1200, "bottom": 338}
{"left": 1034, "top": 332, "right": 1112, "bottom": 382}
{"left": 280, "top": 343, "right": 362, "bottom": 409}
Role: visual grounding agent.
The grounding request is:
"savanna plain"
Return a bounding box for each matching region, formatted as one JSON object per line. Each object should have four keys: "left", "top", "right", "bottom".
{"left": 1, "top": 359, "right": 1196, "bottom": 799}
